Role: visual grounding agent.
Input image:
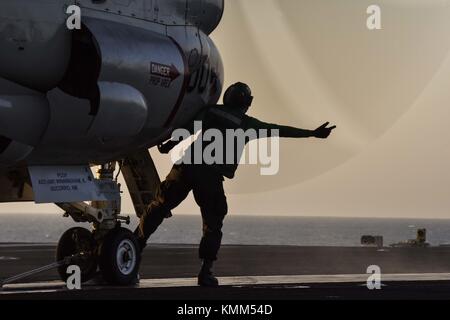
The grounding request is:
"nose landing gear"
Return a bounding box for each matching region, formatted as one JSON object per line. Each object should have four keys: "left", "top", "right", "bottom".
{"left": 56, "top": 162, "right": 141, "bottom": 286}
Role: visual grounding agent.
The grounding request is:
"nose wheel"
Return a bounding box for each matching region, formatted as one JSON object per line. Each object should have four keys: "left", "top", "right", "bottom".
{"left": 56, "top": 227, "right": 97, "bottom": 283}
{"left": 56, "top": 227, "right": 140, "bottom": 286}
{"left": 99, "top": 227, "right": 141, "bottom": 285}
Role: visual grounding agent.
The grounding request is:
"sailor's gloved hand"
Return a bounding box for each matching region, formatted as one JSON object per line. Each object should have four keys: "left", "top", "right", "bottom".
{"left": 158, "top": 141, "right": 176, "bottom": 154}
{"left": 313, "top": 122, "right": 336, "bottom": 139}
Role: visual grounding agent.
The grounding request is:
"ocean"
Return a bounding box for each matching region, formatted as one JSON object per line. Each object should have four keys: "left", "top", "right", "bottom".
{"left": 2, "top": 214, "right": 450, "bottom": 247}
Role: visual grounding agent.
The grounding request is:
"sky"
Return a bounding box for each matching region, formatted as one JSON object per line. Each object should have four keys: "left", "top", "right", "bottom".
{"left": 2, "top": 0, "right": 450, "bottom": 218}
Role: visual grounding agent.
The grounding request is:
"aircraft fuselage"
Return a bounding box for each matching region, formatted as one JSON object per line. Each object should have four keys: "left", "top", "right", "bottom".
{"left": 0, "top": 0, "right": 225, "bottom": 166}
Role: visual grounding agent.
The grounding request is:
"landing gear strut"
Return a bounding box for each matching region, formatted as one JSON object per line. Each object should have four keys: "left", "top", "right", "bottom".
{"left": 56, "top": 162, "right": 140, "bottom": 286}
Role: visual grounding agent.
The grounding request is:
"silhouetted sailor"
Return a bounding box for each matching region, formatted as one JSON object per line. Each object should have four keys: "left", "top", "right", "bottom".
{"left": 134, "top": 82, "right": 336, "bottom": 287}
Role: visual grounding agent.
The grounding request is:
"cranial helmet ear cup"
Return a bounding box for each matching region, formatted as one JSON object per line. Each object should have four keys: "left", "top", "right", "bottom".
{"left": 223, "top": 86, "right": 233, "bottom": 106}
{"left": 223, "top": 82, "right": 253, "bottom": 107}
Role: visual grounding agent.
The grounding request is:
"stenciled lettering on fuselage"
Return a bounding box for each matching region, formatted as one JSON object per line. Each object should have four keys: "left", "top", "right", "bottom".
{"left": 150, "top": 62, "right": 181, "bottom": 88}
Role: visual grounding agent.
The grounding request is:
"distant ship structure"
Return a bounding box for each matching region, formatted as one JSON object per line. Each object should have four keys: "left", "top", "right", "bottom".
{"left": 361, "top": 229, "right": 430, "bottom": 248}
{"left": 390, "top": 228, "right": 430, "bottom": 248}
{"left": 361, "top": 235, "right": 383, "bottom": 248}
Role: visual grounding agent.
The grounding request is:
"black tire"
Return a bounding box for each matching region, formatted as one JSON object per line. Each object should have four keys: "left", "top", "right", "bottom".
{"left": 56, "top": 227, "right": 97, "bottom": 283}
{"left": 99, "top": 227, "right": 141, "bottom": 286}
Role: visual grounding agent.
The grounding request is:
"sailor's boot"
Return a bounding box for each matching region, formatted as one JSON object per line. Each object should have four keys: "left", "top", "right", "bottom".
{"left": 198, "top": 260, "right": 219, "bottom": 287}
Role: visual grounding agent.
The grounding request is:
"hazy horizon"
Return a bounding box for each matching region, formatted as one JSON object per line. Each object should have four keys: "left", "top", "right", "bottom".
{"left": 3, "top": 212, "right": 450, "bottom": 221}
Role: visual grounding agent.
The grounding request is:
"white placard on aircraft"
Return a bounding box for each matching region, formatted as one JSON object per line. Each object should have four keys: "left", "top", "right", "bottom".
{"left": 28, "top": 166, "right": 119, "bottom": 203}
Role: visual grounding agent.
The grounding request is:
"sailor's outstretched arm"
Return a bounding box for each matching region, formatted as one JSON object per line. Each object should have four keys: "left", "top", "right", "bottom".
{"left": 247, "top": 117, "right": 336, "bottom": 139}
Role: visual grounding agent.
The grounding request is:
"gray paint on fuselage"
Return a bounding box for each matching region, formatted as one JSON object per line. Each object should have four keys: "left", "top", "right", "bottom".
{"left": 0, "top": 0, "right": 224, "bottom": 166}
